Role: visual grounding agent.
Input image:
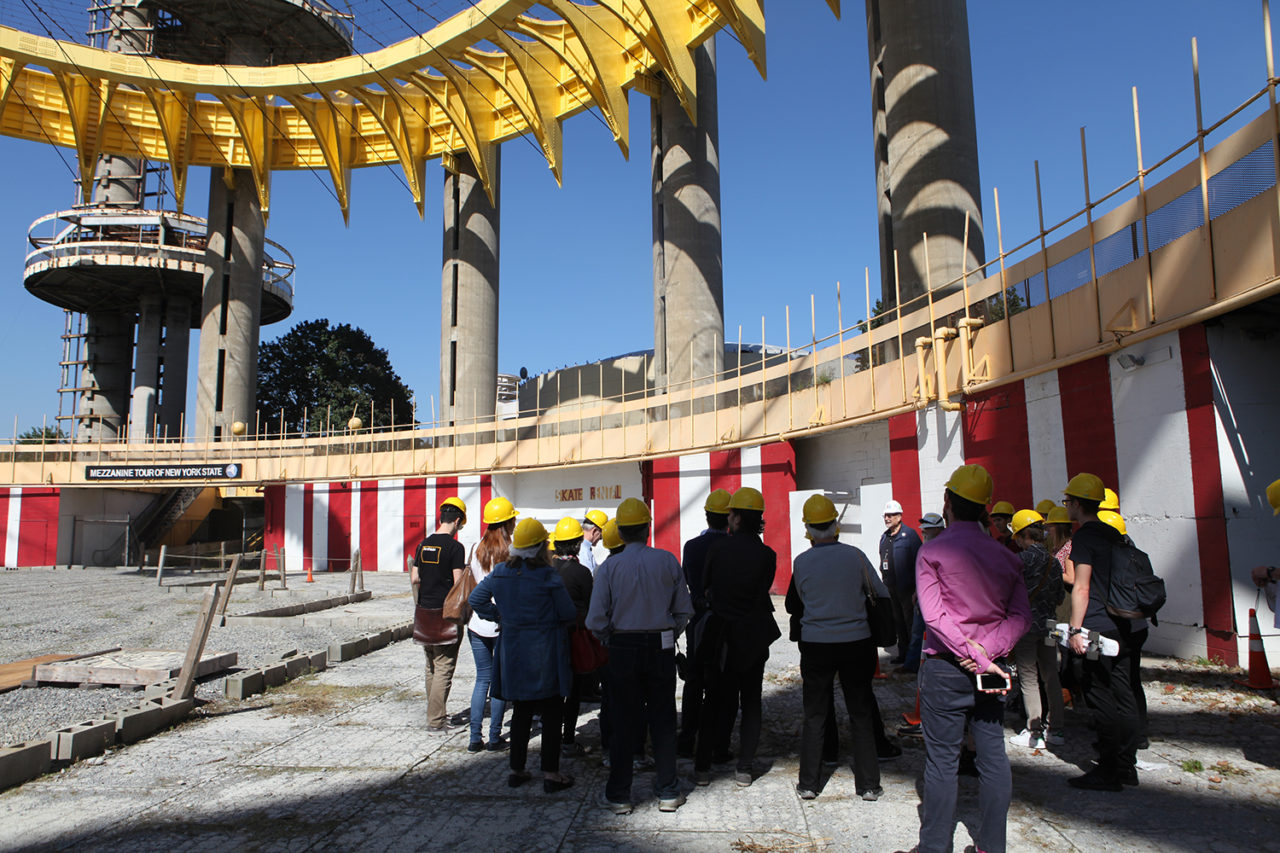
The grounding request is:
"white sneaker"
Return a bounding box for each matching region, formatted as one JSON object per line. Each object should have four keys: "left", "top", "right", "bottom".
{"left": 1008, "top": 729, "right": 1045, "bottom": 749}
{"left": 658, "top": 792, "right": 686, "bottom": 812}
{"left": 1044, "top": 730, "right": 1065, "bottom": 746}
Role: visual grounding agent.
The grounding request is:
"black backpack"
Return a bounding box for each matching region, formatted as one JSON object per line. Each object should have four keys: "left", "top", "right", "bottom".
{"left": 1104, "top": 538, "right": 1166, "bottom": 626}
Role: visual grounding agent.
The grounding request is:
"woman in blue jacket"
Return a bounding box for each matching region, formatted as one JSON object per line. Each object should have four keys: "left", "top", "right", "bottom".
{"left": 470, "top": 517, "right": 577, "bottom": 793}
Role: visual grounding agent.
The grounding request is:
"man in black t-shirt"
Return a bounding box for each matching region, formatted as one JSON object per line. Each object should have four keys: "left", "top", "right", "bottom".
{"left": 1063, "top": 474, "right": 1148, "bottom": 792}
{"left": 411, "top": 497, "right": 467, "bottom": 733}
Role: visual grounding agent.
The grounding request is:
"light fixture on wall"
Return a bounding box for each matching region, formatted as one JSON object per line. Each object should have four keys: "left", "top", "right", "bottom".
{"left": 1116, "top": 353, "right": 1146, "bottom": 371}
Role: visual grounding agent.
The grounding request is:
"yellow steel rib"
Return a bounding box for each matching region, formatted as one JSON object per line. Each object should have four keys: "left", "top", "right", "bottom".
{"left": 0, "top": 1, "right": 802, "bottom": 218}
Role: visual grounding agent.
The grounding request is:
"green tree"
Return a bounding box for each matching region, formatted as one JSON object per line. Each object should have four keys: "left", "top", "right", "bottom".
{"left": 257, "top": 319, "right": 413, "bottom": 435}
{"left": 18, "top": 425, "right": 65, "bottom": 444}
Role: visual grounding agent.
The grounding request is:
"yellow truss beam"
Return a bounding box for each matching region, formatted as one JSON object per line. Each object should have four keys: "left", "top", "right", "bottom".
{"left": 0, "top": 0, "right": 813, "bottom": 219}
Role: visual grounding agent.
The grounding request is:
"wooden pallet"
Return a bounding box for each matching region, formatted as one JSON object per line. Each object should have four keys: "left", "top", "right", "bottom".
{"left": 32, "top": 649, "right": 237, "bottom": 687}
{"left": 0, "top": 655, "right": 75, "bottom": 693}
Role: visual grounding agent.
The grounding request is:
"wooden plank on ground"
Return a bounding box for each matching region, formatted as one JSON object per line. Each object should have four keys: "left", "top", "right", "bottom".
{"left": 32, "top": 648, "right": 237, "bottom": 686}
{"left": 173, "top": 585, "right": 219, "bottom": 700}
{"left": 0, "top": 655, "right": 74, "bottom": 693}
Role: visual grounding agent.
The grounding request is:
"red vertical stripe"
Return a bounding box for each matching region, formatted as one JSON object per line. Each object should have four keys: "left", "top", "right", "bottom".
{"left": 263, "top": 485, "right": 285, "bottom": 559}
{"left": 302, "top": 483, "right": 314, "bottom": 574}
{"left": 1179, "top": 325, "right": 1237, "bottom": 665}
{"left": 404, "top": 478, "right": 429, "bottom": 571}
{"left": 0, "top": 488, "right": 11, "bottom": 561}
{"left": 888, "top": 413, "right": 923, "bottom": 525}
{"left": 709, "top": 448, "right": 742, "bottom": 494}
{"left": 15, "top": 488, "right": 58, "bottom": 566}
{"left": 328, "top": 482, "right": 352, "bottom": 572}
{"left": 359, "top": 481, "right": 379, "bottom": 571}
{"left": 479, "top": 476, "right": 492, "bottom": 518}
{"left": 760, "top": 442, "right": 796, "bottom": 594}
{"left": 963, "top": 382, "right": 1033, "bottom": 509}
{"left": 1058, "top": 357, "right": 1120, "bottom": 491}
{"left": 651, "top": 457, "right": 682, "bottom": 556}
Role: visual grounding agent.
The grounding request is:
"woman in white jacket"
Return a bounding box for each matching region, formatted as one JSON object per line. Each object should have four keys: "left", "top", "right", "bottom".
{"left": 466, "top": 497, "right": 518, "bottom": 752}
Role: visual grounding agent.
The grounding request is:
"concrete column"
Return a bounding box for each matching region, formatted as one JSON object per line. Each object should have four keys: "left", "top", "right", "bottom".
{"left": 195, "top": 168, "right": 265, "bottom": 440}
{"left": 651, "top": 41, "right": 724, "bottom": 390}
{"left": 440, "top": 150, "right": 500, "bottom": 425}
{"left": 159, "top": 296, "right": 191, "bottom": 439}
{"left": 866, "top": 0, "right": 985, "bottom": 307}
{"left": 130, "top": 294, "right": 163, "bottom": 440}
{"left": 78, "top": 311, "right": 134, "bottom": 442}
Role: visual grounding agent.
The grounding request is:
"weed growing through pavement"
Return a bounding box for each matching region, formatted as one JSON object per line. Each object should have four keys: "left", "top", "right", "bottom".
{"left": 1181, "top": 759, "right": 1204, "bottom": 773}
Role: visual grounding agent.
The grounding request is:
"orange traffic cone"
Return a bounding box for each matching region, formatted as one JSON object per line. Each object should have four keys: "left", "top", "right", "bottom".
{"left": 305, "top": 561, "right": 314, "bottom": 584}
{"left": 874, "top": 656, "right": 888, "bottom": 679}
{"left": 1236, "top": 608, "right": 1276, "bottom": 690}
{"left": 901, "top": 688, "right": 921, "bottom": 727}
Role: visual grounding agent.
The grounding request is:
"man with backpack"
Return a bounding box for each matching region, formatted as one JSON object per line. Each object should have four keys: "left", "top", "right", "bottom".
{"left": 1063, "top": 473, "right": 1153, "bottom": 791}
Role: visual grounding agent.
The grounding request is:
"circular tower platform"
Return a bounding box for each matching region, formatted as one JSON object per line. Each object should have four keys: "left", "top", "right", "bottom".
{"left": 145, "top": 0, "right": 354, "bottom": 64}
{"left": 23, "top": 208, "right": 295, "bottom": 326}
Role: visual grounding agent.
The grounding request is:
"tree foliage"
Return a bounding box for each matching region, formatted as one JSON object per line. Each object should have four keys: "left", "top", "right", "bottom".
{"left": 18, "top": 425, "right": 66, "bottom": 444}
{"left": 257, "top": 319, "right": 413, "bottom": 434}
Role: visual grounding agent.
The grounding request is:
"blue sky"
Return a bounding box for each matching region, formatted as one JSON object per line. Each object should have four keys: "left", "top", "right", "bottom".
{"left": 0, "top": 1, "right": 1271, "bottom": 435}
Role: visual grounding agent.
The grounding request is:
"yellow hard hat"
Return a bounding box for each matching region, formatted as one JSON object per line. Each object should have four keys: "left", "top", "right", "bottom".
{"left": 1011, "top": 509, "right": 1044, "bottom": 536}
{"left": 616, "top": 497, "right": 651, "bottom": 526}
{"left": 555, "top": 516, "right": 584, "bottom": 543}
{"left": 1046, "top": 506, "right": 1072, "bottom": 525}
{"left": 441, "top": 496, "right": 467, "bottom": 515}
{"left": 1098, "top": 510, "right": 1127, "bottom": 536}
{"left": 512, "top": 517, "right": 548, "bottom": 550}
{"left": 802, "top": 494, "right": 838, "bottom": 525}
{"left": 583, "top": 509, "right": 608, "bottom": 530}
{"left": 729, "top": 486, "right": 765, "bottom": 512}
{"left": 602, "top": 518, "right": 623, "bottom": 550}
{"left": 704, "top": 488, "right": 733, "bottom": 514}
{"left": 946, "top": 464, "right": 994, "bottom": 506}
{"left": 1035, "top": 499, "right": 1057, "bottom": 516}
{"left": 482, "top": 496, "right": 518, "bottom": 525}
{"left": 1269, "top": 478, "right": 1280, "bottom": 516}
{"left": 991, "top": 501, "right": 1015, "bottom": 517}
{"left": 1064, "top": 473, "right": 1106, "bottom": 502}
{"left": 1100, "top": 488, "right": 1120, "bottom": 512}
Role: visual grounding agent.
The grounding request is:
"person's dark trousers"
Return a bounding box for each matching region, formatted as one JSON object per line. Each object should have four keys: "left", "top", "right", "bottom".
{"left": 822, "top": 688, "right": 839, "bottom": 761}
{"left": 510, "top": 696, "right": 563, "bottom": 774}
{"left": 693, "top": 660, "right": 745, "bottom": 771}
{"left": 881, "top": 566, "right": 913, "bottom": 660}
{"left": 599, "top": 661, "right": 614, "bottom": 751}
{"left": 563, "top": 673, "right": 585, "bottom": 744}
{"left": 678, "top": 659, "right": 704, "bottom": 754}
{"left": 918, "top": 656, "right": 1011, "bottom": 853}
{"left": 799, "top": 639, "right": 879, "bottom": 794}
{"left": 1130, "top": 639, "right": 1149, "bottom": 741}
{"left": 903, "top": 604, "right": 926, "bottom": 672}
{"left": 605, "top": 634, "right": 679, "bottom": 802}
{"left": 1076, "top": 624, "right": 1148, "bottom": 777}
{"left": 709, "top": 657, "right": 765, "bottom": 774}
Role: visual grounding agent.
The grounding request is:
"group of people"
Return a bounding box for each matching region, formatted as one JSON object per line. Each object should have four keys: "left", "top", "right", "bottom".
{"left": 404, "top": 463, "right": 1222, "bottom": 852}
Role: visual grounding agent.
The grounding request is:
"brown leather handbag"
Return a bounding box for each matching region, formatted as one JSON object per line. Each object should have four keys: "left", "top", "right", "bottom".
{"left": 413, "top": 606, "right": 460, "bottom": 645}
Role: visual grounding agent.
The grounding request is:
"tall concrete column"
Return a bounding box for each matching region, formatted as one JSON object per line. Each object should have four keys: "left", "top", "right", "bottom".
{"left": 195, "top": 168, "right": 265, "bottom": 439}
{"left": 130, "top": 294, "right": 163, "bottom": 440}
{"left": 651, "top": 41, "right": 723, "bottom": 390}
{"left": 866, "top": 0, "right": 985, "bottom": 307}
{"left": 440, "top": 150, "right": 500, "bottom": 425}
{"left": 78, "top": 312, "right": 134, "bottom": 441}
{"left": 160, "top": 296, "right": 190, "bottom": 438}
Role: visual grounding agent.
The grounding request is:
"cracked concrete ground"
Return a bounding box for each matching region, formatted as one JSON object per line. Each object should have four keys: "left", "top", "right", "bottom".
{"left": 1, "top": 604, "right": 1277, "bottom": 853}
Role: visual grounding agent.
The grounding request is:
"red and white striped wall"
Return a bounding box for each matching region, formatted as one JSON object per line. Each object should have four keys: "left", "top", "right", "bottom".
{"left": 263, "top": 476, "right": 492, "bottom": 574}
{"left": 885, "top": 327, "right": 1238, "bottom": 662}
{"left": 645, "top": 442, "right": 797, "bottom": 593}
{"left": 0, "top": 487, "right": 59, "bottom": 567}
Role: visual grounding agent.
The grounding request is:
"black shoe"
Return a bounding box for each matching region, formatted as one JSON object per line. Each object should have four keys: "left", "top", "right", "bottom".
{"left": 1118, "top": 766, "right": 1139, "bottom": 787}
{"left": 877, "top": 741, "right": 903, "bottom": 760}
{"left": 486, "top": 737, "right": 509, "bottom": 752}
{"left": 1068, "top": 768, "right": 1124, "bottom": 792}
{"left": 467, "top": 741, "right": 484, "bottom": 753}
{"left": 1136, "top": 737, "right": 1150, "bottom": 751}
{"left": 508, "top": 770, "right": 532, "bottom": 788}
{"left": 543, "top": 773, "right": 575, "bottom": 794}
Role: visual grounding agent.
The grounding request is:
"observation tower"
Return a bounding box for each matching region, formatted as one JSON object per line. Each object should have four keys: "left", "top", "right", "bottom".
{"left": 21, "top": 0, "right": 354, "bottom": 443}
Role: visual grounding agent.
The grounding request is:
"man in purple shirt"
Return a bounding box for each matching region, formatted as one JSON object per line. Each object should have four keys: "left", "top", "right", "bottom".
{"left": 910, "top": 465, "right": 1032, "bottom": 853}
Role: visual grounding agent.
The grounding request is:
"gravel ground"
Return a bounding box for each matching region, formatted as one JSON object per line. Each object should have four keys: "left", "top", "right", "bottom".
{"left": 0, "top": 566, "right": 413, "bottom": 746}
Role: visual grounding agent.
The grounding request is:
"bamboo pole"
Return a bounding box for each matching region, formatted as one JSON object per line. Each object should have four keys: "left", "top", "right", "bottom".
{"left": 837, "top": 282, "right": 847, "bottom": 419}
{"left": 736, "top": 325, "right": 744, "bottom": 440}
{"left": 865, "top": 269, "right": 877, "bottom": 413}
{"left": 1192, "top": 37, "right": 1219, "bottom": 301}
{"left": 1133, "top": 87, "right": 1157, "bottom": 324}
{"left": 761, "top": 315, "right": 768, "bottom": 436}
{"left": 993, "top": 188, "right": 1017, "bottom": 370}
{"left": 1080, "top": 128, "right": 1104, "bottom": 344}
{"left": 1033, "top": 161, "right": 1059, "bottom": 358}
{"left": 961, "top": 211, "right": 972, "bottom": 322}
{"left": 1266, "top": 0, "right": 1280, "bottom": 265}
{"left": 810, "top": 293, "right": 819, "bottom": 415}
{"left": 893, "top": 250, "right": 907, "bottom": 403}
{"left": 786, "top": 305, "right": 793, "bottom": 432}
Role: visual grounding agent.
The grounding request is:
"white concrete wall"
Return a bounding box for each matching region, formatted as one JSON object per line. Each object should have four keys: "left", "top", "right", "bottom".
{"left": 916, "top": 404, "right": 965, "bottom": 517}
{"left": 508, "top": 461, "right": 644, "bottom": 566}
{"left": 1110, "top": 332, "right": 1204, "bottom": 657}
{"left": 57, "top": 487, "right": 159, "bottom": 566}
{"left": 1024, "top": 371, "right": 1069, "bottom": 505}
{"left": 793, "top": 421, "right": 891, "bottom": 564}
{"left": 1208, "top": 317, "right": 1280, "bottom": 662}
